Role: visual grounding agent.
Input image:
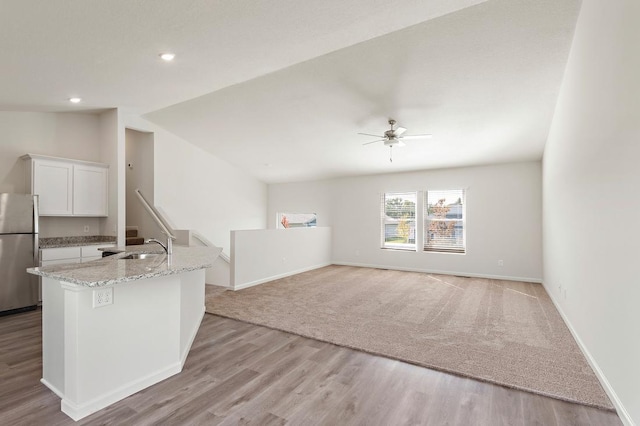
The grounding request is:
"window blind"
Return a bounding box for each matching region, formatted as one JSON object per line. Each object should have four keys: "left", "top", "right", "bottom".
{"left": 424, "top": 189, "right": 465, "bottom": 253}
{"left": 381, "top": 191, "right": 417, "bottom": 250}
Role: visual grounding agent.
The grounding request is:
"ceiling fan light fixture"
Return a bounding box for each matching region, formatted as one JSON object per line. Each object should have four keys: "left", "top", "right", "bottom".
{"left": 359, "top": 118, "right": 432, "bottom": 162}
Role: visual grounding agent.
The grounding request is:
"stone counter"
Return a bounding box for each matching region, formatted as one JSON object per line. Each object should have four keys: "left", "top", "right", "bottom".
{"left": 28, "top": 245, "right": 221, "bottom": 287}
{"left": 39, "top": 235, "right": 117, "bottom": 249}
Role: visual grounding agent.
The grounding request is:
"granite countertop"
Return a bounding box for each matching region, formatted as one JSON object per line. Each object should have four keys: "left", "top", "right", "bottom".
{"left": 40, "top": 235, "right": 117, "bottom": 249}
{"left": 27, "top": 245, "right": 222, "bottom": 287}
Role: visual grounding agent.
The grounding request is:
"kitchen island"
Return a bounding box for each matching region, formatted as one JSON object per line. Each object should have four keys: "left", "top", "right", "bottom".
{"left": 27, "top": 245, "right": 221, "bottom": 421}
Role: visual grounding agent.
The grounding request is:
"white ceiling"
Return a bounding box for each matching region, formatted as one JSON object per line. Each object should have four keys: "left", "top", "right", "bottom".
{"left": 0, "top": 0, "right": 485, "bottom": 112}
{"left": 1, "top": 0, "right": 581, "bottom": 183}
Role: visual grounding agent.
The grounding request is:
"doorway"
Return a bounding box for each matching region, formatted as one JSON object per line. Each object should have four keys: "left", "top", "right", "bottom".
{"left": 125, "top": 128, "right": 156, "bottom": 245}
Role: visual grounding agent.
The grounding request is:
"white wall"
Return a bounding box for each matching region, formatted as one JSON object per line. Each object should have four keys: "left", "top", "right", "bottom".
{"left": 0, "top": 111, "right": 108, "bottom": 237}
{"left": 231, "top": 227, "right": 332, "bottom": 290}
{"left": 125, "top": 128, "right": 163, "bottom": 241}
{"left": 267, "top": 180, "right": 333, "bottom": 229}
{"left": 269, "top": 161, "right": 542, "bottom": 282}
{"left": 542, "top": 1, "right": 640, "bottom": 424}
{"left": 98, "top": 109, "right": 124, "bottom": 244}
{"left": 123, "top": 113, "right": 267, "bottom": 256}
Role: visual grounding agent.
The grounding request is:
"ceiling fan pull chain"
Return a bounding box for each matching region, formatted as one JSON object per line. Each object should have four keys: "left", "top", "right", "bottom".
{"left": 389, "top": 146, "right": 393, "bottom": 163}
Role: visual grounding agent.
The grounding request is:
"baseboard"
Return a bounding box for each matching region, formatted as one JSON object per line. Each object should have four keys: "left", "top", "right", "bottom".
{"left": 233, "top": 263, "right": 332, "bottom": 291}
{"left": 333, "top": 261, "right": 542, "bottom": 284}
{"left": 60, "top": 362, "right": 182, "bottom": 421}
{"left": 180, "top": 308, "right": 205, "bottom": 365}
{"left": 40, "top": 378, "right": 64, "bottom": 399}
{"left": 206, "top": 283, "right": 230, "bottom": 288}
{"left": 542, "top": 283, "right": 634, "bottom": 426}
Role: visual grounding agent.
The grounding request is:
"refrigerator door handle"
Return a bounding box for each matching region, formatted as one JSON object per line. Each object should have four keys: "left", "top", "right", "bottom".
{"left": 33, "top": 195, "right": 39, "bottom": 234}
{"left": 33, "top": 194, "right": 39, "bottom": 267}
{"left": 34, "top": 235, "right": 39, "bottom": 267}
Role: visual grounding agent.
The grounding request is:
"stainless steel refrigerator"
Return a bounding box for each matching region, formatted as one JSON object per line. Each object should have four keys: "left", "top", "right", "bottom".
{"left": 0, "top": 193, "right": 39, "bottom": 315}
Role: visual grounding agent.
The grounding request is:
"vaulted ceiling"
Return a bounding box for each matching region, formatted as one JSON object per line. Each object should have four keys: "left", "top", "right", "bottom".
{"left": 1, "top": 0, "right": 581, "bottom": 183}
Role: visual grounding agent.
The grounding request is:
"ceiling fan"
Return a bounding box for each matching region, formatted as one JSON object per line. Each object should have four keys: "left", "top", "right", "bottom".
{"left": 359, "top": 119, "right": 432, "bottom": 162}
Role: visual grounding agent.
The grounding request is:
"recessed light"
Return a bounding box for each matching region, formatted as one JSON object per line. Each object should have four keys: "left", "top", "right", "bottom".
{"left": 69, "top": 97, "right": 82, "bottom": 104}
{"left": 159, "top": 52, "right": 175, "bottom": 61}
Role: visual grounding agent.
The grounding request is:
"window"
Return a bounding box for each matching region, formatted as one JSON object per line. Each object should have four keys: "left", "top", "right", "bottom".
{"left": 381, "top": 192, "right": 417, "bottom": 250}
{"left": 277, "top": 212, "right": 317, "bottom": 229}
{"left": 424, "top": 189, "right": 465, "bottom": 253}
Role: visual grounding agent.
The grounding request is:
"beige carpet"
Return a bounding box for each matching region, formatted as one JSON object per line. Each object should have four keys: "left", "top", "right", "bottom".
{"left": 205, "top": 265, "right": 613, "bottom": 410}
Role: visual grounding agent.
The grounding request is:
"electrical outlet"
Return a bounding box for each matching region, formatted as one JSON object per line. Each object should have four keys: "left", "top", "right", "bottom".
{"left": 93, "top": 288, "right": 113, "bottom": 308}
{"left": 83, "top": 225, "right": 90, "bottom": 233}
{"left": 498, "top": 259, "right": 504, "bottom": 266}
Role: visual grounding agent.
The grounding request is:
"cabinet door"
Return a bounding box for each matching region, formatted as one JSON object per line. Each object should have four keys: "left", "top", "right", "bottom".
{"left": 40, "top": 247, "right": 82, "bottom": 261}
{"left": 41, "top": 258, "right": 82, "bottom": 266}
{"left": 73, "top": 164, "right": 108, "bottom": 216}
{"left": 33, "top": 160, "right": 73, "bottom": 215}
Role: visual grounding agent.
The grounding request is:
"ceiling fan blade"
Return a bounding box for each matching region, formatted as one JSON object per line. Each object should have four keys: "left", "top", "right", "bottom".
{"left": 358, "top": 132, "right": 384, "bottom": 138}
{"left": 400, "top": 134, "right": 433, "bottom": 140}
{"left": 395, "top": 126, "right": 407, "bottom": 136}
{"left": 362, "top": 139, "right": 385, "bottom": 145}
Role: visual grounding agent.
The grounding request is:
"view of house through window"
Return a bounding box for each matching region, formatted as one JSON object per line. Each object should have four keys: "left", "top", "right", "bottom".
{"left": 277, "top": 213, "right": 317, "bottom": 229}
{"left": 424, "top": 189, "right": 465, "bottom": 253}
{"left": 379, "top": 190, "right": 466, "bottom": 253}
{"left": 381, "top": 192, "right": 417, "bottom": 250}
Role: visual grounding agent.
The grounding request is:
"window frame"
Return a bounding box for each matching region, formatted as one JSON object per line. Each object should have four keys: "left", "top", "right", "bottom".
{"left": 423, "top": 189, "right": 466, "bottom": 254}
{"left": 276, "top": 212, "right": 317, "bottom": 229}
{"left": 380, "top": 191, "right": 418, "bottom": 251}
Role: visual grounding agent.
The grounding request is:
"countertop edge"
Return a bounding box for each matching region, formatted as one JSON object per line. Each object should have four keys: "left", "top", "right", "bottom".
{"left": 27, "top": 262, "right": 215, "bottom": 287}
{"left": 28, "top": 246, "right": 221, "bottom": 287}
{"left": 40, "top": 241, "right": 117, "bottom": 249}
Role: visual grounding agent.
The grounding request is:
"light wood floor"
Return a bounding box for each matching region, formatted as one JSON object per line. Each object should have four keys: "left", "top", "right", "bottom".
{"left": 0, "top": 308, "right": 622, "bottom": 425}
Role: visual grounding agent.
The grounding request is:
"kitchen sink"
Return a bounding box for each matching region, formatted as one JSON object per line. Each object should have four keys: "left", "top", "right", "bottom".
{"left": 121, "top": 253, "right": 162, "bottom": 260}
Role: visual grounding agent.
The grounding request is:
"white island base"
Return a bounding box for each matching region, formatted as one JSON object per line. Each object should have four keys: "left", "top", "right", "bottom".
{"left": 41, "top": 269, "right": 205, "bottom": 421}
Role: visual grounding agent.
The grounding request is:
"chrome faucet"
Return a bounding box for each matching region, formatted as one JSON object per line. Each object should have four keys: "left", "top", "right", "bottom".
{"left": 145, "top": 238, "right": 173, "bottom": 255}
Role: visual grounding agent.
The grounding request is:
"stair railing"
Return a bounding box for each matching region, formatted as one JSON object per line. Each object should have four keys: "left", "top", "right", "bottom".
{"left": 135, "top": 189, "right": 176, "bottom": 252}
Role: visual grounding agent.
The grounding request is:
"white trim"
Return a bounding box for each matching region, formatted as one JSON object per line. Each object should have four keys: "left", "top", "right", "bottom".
{"left": 191, "top": 231, "right": 230, "bottom": 263}
{"left": 60, "top": 362, "right": 182, "bottom": 421}
{"left": 40, "top": 378, "right": 64, "bottom": 399}
{"left": 233, "top": 263, "right": 331, "bottom": 291}
{"left": 543, "top": 283, "right": 634, "bottom": 426}
{"left": 380, "top": 246, "right": 417, "bottom": 252}
{"left": 21, "top": 153, "right": 109, "bottom": 169}
{"left": 180, "top": 308, "right": 204, "bottom": 364}
{"left": 332, "top": 261, "right": 542, "bottom": 284}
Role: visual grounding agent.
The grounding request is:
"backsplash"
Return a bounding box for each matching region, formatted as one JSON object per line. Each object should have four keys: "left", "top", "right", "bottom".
{"left": 38, "top": 216, "right": 111, "bottom": 238}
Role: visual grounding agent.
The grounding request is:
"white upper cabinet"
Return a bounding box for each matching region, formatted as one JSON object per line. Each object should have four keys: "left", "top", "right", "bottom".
{"left": 23, "top": 154, "right": 109, "bottom": 217}
{"left": 31, "top": 159, "right": 73, "bottom": 215}
{"left": 73, "top": 164, "right": 108, "bottom": 216}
